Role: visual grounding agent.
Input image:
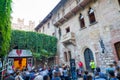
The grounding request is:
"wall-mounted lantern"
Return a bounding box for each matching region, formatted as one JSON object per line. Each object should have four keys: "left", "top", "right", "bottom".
{"left": 99, "top": 38, "right": 105, "bottom": 53}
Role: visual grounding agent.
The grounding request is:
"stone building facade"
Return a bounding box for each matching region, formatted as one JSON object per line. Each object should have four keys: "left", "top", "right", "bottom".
{"left": 35, "top": 0, "right": 120, "bottom": 70}
{"left": 12, "top": 18, "right": 35, "bottom": 31}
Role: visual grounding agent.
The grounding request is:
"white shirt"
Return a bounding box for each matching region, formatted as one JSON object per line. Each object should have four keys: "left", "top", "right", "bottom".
{"left": 34, "top": 75, "right": 43, "bottom": 80}
{"left": 15, "top": 75, "right": 23, "bottom": 80}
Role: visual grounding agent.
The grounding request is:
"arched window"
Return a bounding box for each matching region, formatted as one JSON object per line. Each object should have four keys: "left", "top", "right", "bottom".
{"left": 64, "top": 52, "right": 68, "bottom": 62}
{"left": 68, "top": 51, "right": 72, "bottom": 60}
{"left": 58, "top": 28, "right": 61, "bottom": 38}
{"left": 79, "top": 13, "right": 85, "bottom": 28}
{"left": 114, "top": 42, "right": 120, "bottom": 60}
{"left": 88, "top": 8, "right": 96, "bottom": 24}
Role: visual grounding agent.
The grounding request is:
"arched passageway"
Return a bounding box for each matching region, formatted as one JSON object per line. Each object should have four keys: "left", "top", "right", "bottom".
{"left": 84, "top": 48, "right": 94, "bottom": 71}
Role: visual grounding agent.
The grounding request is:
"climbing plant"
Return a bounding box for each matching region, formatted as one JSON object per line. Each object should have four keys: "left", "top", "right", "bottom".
{"left": 10, "top": 30, "right": 57, "bottom": 58}
{"left": 0, "top": 0, "right": 12, "bottom": 57}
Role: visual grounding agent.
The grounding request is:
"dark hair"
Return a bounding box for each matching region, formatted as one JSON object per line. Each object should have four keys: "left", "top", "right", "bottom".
{"left": 109, "top": 70, "right": 115, "bottom": 77}
{"left": 16, "top": 71, "right": 20, "bottom": 75}
{"left": 113, "top": 61, "right": 117, "bottom": 64}
{"left": 96, "top": 67, "right": 101, "bottom": 72}
{"left": 43, "top": 75, "right": 49, "bottom": 80}
{"left": 88, "top": 75, "right": 92, "bottom": 80}
{"left": 84, "top": 71, "right": 88, "bottom": 75}
{"left": 54, "top": 72, "right": 60, "bottom": 77}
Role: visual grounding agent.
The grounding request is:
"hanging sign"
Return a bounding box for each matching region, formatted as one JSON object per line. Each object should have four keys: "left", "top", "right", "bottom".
{"left": 16, "top": 49, "right": 22, "bottom": 56}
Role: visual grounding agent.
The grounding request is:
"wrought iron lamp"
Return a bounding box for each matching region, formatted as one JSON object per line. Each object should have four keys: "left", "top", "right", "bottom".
{"left": 99, "top": 38, "right": 105, "bottom": 53}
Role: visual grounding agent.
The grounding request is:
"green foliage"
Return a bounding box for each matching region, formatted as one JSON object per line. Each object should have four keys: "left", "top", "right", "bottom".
{"left": 0, "top": 0, "right": 12, "bottom": 57}
{"left": 10, "top": 30, "right": 57, "bottom": 58}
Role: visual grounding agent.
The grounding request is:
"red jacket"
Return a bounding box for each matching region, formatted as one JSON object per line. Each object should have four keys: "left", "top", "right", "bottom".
{"left": 78, "top": 61, "right": 83, "bottom": 67}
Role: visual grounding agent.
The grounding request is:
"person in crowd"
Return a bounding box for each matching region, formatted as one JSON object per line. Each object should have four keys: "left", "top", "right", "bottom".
{"left": 40, "top": 67, "right": 49, "bottom": 77}
{"left": 21, "top": 68, "right": 30, "bottom": 80}
{"left": 106, "top": 63, "right": 115, "bottom": 79}
{"left": 113, "top": 61, "right": 120, "bottom": 78}
{"left": 43, "top": 75, "right": 50, "bottom": 80}
{"left": 59, "top": 66, "right": 64, "bottom": 80}
{"left": 15, "top": 71, "right": 24, "bottom": 80}
{"left": 52, "top": 67, "right": 55, "bottom": 79}
{"left": 114, "top": 66, "right": 120, "bottom": 80}
{"left": 78, "top": 61, "right": 84, "bottom": 76}
{"left": 48, "top": 67, "right": 53, "bottom": 80}
{"left": 34, "top": 74, "right": 43, "bottom": 80}
{"left": 83, "top": 71, "right": 89, "bottom": 80}
{"left": 94, "top": 72, "right": 106, "bottom": 80}
{"left": 4, "top": 73, "right": 15, "bottom": 80}
{"left": 29, "top": 70, "right": 36, "bottom": 80}
{"left": 96, "top": 67, "right": 107, "bottom": 79}
{"left": 77, "top": 68, "right": 81, "bottom": 77}
{"left": 108, "top": 70, "right": 118, "bottom": 80}
{"left": 52, "top": 66, "right": 60, "bottom": 78}
{"left": 107, "top": 64, "right": 116, "bottom": 72}
{"left": 90, "top": 60, "right": 96, "bottom": 73}
{"left": 34, "top": 69, "right": 39, "bottom": 76}
{"left": 63, "top": 66, "right": 69, "bottom": 80}
{"left": 113, "top": 61, "right": 119, "bottom": 70}
{"left": 52, "top": 71, "right": 61, "bottom": 80}
{"left": 87, "top": 75, "right": 93, "bottom": 80}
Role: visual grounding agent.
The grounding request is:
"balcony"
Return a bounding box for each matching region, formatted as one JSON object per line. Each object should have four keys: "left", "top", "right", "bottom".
{"left": 61, "top": 32, "right": 76, "bottom": 45}
{"left": 53, "top": 0, "right": 92, "bottom": 27}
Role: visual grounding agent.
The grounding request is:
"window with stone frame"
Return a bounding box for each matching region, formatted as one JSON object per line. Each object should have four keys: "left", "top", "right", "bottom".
{"left": 64, "top": 52, "right": 68, "bottom": 62}
{"left": 79, "top": 13, "right": 85, "bottom": 28}
{"left": 58, "top": 28, "right": 61, "bottom": 39}
{"left": 43, "top": 26, "right": 44, "bottom": 32}
{"left": 118, "top": 0, "right": 120, "bottom": 5}
{"left": 48, "top": 22, "right": 50, "bottom": 28}
{"left": 66, "top": 27, "right": 70, "bottom": 33}
{"left": 88, "top": 8, "right": 96, "bottom": 24}
{"left": 68, "top": 51, "right": 72, "bottom": 60}
{"left": 115, "top": 42, "right": 120, "bottom": 60}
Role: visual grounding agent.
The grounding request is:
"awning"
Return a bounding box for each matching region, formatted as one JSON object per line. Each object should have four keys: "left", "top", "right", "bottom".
{"left": 8, "top": 49, "right": 32, "bottom": 58}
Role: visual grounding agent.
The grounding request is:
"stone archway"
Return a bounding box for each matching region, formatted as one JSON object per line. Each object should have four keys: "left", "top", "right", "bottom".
{"left": 84, "top": 48, "right": 94, "bottom": 71}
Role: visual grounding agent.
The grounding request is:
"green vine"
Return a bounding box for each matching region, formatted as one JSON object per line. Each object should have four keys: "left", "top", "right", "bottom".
{"left": 10, "top": 30, "right": 57, "bottom": 58}
{"left": 0, "top": 0, "right": 12, "bottom": 57}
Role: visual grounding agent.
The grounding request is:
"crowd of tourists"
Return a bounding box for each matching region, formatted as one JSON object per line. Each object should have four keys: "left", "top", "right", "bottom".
{"left": 3, "top": 60, "right": 120, "bottom": 80}
{"left": 3, "top": 64, "right": 71, "bottom": 80}
{"left": 77, "top": 60, "right": 120, "bottom": 80}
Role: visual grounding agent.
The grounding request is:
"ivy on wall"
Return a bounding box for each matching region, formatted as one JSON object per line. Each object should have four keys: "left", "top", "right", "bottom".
{"left": 10, "top": 30, "right": 57, "bottom": 58}
{"left": 0, "top": 0, "right": 12, "bottom": 57}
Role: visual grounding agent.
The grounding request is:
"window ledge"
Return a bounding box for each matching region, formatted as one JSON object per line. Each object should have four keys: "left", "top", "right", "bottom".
{"left": 89, "top": 21, "right": 98, "bottom": 26}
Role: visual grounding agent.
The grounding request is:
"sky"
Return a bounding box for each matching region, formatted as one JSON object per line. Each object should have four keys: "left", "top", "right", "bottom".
{"left": 12, "top": 0, "right": 60, "bottom": 26}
